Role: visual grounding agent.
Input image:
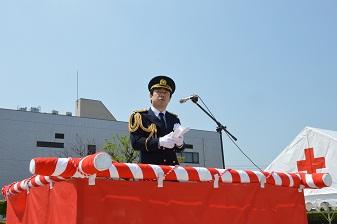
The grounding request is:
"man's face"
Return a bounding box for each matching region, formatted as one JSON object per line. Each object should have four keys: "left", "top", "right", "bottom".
{"left": 150, "top": 88, "right": 171, "bottom": 111}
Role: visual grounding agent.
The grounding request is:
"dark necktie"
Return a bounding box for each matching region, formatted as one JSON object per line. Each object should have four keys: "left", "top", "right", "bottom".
{"left": 159, "top": 112, "right": 167, "bottom": 130}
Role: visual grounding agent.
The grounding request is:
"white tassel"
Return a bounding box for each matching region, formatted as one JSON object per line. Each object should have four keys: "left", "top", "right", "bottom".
{"left": 214, "top": 174, "right": 219, "bottom": 189}
{"left": 157, "top": 173, "right": 164, "bottom": 188}
{"left": 88, "top": 175, "right": 96, "bottom": 186}
{"left": 260, "top": 176, "right": 266, "bottom": 188}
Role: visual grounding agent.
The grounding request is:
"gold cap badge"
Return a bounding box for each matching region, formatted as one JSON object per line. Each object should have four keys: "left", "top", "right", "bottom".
{"left": 160, "top": 79, "right": 167, "bottom": 86}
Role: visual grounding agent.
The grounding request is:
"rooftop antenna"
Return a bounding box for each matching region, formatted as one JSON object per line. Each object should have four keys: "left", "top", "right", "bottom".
{"left": 76, "top": 70, "right": 79, "bottom": 113}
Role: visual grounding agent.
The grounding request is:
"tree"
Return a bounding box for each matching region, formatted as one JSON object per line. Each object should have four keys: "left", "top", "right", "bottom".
{"left": 103, "top": 135, "right": 139, "bottom": 163}
{"left": 176, "top": 152, "right": 185, "bottom": 164}
{"left": 56, "top": 134, "right": 95, "bottom": 158}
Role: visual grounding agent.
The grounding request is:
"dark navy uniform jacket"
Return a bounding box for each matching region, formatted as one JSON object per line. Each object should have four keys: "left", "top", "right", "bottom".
{"left": 128, "top": 108, "right": 185, "bottom": 165}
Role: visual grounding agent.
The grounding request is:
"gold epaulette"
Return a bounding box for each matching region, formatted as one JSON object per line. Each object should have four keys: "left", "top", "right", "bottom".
{"left": 128, "top": 112, "right": 141, "bottom": 133}
{"left": 128, "top": 110, "right": 157, "bottom": 151}
{"left": 128, "top": 110, "right": 157, "bottom": 137}
{"left": 128, "top": 109, "right": 147, "bottom": 133}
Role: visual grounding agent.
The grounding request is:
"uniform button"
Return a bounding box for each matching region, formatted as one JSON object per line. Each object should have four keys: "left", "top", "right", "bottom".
{"left": 163, "top": 159, "right": 166, "bottom": 162}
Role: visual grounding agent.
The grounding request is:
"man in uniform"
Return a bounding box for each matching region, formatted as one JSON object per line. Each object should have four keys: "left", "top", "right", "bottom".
{"left": 128, "top": 75, "right": 185, "bottom": 165}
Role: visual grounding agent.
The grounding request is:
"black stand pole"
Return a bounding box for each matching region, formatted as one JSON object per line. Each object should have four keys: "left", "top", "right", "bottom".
{"left": 191, "top": 97, "right": 237, "bottom": 169}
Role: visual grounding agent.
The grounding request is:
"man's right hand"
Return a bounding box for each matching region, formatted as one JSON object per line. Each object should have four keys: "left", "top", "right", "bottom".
{"left": 159, "top": 133, "right": 175, "bottom": 149}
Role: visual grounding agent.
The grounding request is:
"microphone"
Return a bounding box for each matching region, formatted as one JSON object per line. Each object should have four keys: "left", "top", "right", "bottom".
{"left": 179, "top": 94, "right": 199, "bottom": 103}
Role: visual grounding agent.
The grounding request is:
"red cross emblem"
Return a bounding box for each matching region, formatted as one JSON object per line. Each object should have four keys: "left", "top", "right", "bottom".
{"left": 297, "top": 148, "right": 326, "bottom": 174}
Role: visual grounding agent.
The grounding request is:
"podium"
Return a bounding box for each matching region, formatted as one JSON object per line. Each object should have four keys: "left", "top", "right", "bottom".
{"left": 6, "top": 178, "right": 308, "bottom": 224}
{"left": 3, "top": 152, "right": 331, "bottom": 224}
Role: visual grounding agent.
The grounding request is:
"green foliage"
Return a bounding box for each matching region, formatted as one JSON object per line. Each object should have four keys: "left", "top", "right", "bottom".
{"left": 103, "top": 135, "right": 139, "bottom": 163}
{"left": 0, "top": 200, "right": 6, "bottom": 218}
{"left": 176, "top": 153, "right": 185, "bottom": 164}
{"left": 307, "top": 210, "right": 337, "bottom": 224}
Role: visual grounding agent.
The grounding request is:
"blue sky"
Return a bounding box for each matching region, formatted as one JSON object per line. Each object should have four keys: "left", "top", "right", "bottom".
{"left": 1, "top": 0, "right": 336, "bottom": 169}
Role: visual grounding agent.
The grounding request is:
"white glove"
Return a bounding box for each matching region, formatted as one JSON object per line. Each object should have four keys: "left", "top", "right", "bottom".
{"left": 173, "top": 136, "right": 184, "bottom": 148}
{"left": 173, "top": 123, "right": 181, "bottom": 131}
{"left": 159, "top": 133, "right": 175, "bottom": 149}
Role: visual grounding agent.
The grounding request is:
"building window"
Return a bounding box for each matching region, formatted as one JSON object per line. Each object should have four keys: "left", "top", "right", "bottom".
{"left": 55, "top": 133, "right": 64, "bottom": 139}
{"left": 37, "top": 141, "right": 64, "bottom": 148}
{"left": 87, "top": 145, "right": 96, "bottom": 155}
{"left": 177, "top": 152, "right": 199, "bottom": 164}
{"left": 185, "top": 144, "right": 193, "bottom": 149}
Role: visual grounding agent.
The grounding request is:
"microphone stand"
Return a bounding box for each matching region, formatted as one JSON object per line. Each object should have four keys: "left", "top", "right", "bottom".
{"left": 191, "top": 97, "right": 237, "bottom": 169}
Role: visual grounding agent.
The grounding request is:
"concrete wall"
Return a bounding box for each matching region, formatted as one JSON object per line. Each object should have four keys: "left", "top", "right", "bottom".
{"left": 75, "top": 98, "right": 116, "bottom": 121}
{"left": 0, "top": 108, "right": 222, "bottom": 198}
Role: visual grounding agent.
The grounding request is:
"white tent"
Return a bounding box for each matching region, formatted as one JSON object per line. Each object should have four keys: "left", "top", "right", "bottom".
{"left": 266, "top": 127, "right": 337, "bottom": 210}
